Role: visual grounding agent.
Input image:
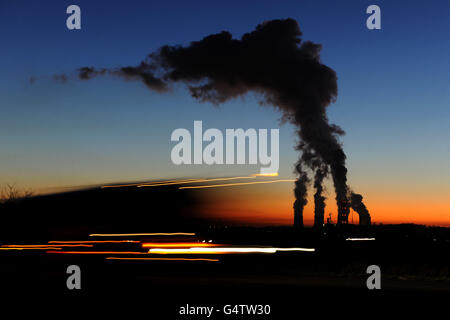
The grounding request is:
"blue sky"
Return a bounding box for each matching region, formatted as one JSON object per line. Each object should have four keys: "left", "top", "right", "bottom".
{"left": 1, "top": 0, "right": 450, "bottom": 224}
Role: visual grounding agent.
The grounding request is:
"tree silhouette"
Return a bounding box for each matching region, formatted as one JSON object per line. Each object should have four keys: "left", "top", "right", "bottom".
{"left": 0, "top": 184, "right": 34, "bottom": 204}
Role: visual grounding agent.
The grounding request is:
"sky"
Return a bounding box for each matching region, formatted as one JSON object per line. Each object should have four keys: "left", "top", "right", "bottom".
{"left": 1, "top": 0, "right": 450, "bottom": 226}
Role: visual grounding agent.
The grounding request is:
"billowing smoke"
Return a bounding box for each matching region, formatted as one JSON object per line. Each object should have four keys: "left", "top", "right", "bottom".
{"left": 77, "top": 65, "right": 167, "bottom": 91}
{"left": 350, "top": 192, "right": 371, "bottom": 226}
{"left": 56, "top": 18, "right": 369, "bottom": 226}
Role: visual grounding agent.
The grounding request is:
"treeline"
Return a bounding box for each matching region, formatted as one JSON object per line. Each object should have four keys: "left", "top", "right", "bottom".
{"left": 0, "top": 184, "right": 34, "bottom": 204}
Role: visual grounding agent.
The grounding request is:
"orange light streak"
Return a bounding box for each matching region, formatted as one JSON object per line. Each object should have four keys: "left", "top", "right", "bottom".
{"left": 45, "top": 251, "right": 147, "bottom": 255}
{"left": 105, "top": 257, "right": 219, "bottom": 262}
{"left": 252, "top": 173, "right": 279, "bottom": 177}
{"left": 2, "top": 244, "right": 93, "bottom": 248}
{"left": 88, "top": 233, "right": 195, "bottom": 237}
{"left": 179, "top": 180, "right": 295, "bottom": 189}
{"left": 48, "top": 240, "right": 138, "bottom": 244}
{"left": 137, "top": 176, "right": 255, "bottom": 188}
{"left": 101, "top": 179, "right": 200, "bottom": 188}
{"left": 0, "top": 247, "right": 63, "bottom": 250}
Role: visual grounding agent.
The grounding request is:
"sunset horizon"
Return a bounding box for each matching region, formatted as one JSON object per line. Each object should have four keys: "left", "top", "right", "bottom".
{"left": 1, "top": 1, "right": 449, "bottom": 314}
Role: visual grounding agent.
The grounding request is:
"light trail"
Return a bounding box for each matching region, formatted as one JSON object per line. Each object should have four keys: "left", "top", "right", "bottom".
{"left": 271, "top": 248, "right": 316, "bottom": 252}
{"left": 0, "top": 247, "right": 63, "bottom": 250}
{"left": 179, "top": 179, "right": 295, "bottom": 189}
{"left": 252, "top": 173, "right": 279, "bottom": 177}
{"left": 103, "top": 174, "right": 284, "bottom": 189}
{"left": 345, "top": 238, "right": 376, "bottom": 241}
{"left": 103, "top": 174, "right": 281, "bottom": 189}
{"left": 89, "top": 233, "right": 196, "bottom": 237}
{"left": 48, "top": 240, "right": 138, "bottom": 244}
{"left": 141, "top": 242, "right": 221, "bottom": 248}
{"left": 2, "top": 244, "right": 93, "bottom": 248}
{"left": 46, "top": 251, "right": 148, "bottom": 255}
{"left": 148, "top": 247, "right": 315, "bottom": 254}
{"left": 101, "top": 178, "right": 200, "bottom": 188}
{"left": 149, "top": 247, "right": 276, "bottom": 254}
{"left": 137, "top": 176, "right": 255, "bottom": 188}
{"left": 101, "top": 183, "right": 142, "bottom": 188}
{"left": 105, "top": 257, "right": 219, "bottom": 262}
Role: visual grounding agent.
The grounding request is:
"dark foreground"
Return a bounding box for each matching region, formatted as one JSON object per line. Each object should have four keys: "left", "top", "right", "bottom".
{"left": 0, "top": 224, "right": 449, "bottom": 318}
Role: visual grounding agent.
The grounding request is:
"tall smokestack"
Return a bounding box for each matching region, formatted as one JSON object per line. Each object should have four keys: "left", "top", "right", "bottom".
{"left": 350, "top": 192, "right": 371, "bottom": 226}
{"left": 313, "top": 165, "right": 328, "bottom": 228}
{"left": 54, "top": 19, "right": 369, "bottom": 226}
{"left": 293, "top": 163, "right": 309, "bottom": 228}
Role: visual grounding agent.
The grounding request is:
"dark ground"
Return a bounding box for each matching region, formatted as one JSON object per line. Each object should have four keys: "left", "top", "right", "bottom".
{"left": 1, "top": 225, "right": 449, "bottom": 318}
{"left": 0, "top": 187, "right": 449, "bottom": 317}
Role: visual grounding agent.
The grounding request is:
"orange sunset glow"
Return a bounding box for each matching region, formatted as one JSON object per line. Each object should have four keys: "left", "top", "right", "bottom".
{"left": 192, "top": 181, "right": 450, "bottom": 227}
